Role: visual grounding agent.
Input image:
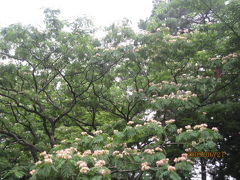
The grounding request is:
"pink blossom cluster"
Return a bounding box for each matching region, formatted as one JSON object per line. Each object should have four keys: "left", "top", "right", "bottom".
{"left": 81, "top": 132, "right": 88, "bottom": 135}
{"left": 95, "top": 160, "right": 106, "bottom": 167}
{"left": 56, "top": 147, "right": 76, "bottom": 159}
{"left": 80, "top": 167, "right": 90, "bottom": 174}
{"left": 56, "top": 151, "right": 72, "bottom": 159}
{"left": 35, "top": 160, "right": 42, "bottom": 165}
{"left": 156, "top": 158, "right": 169, "bottom": 166}
{"left": 83, "top": 150, "right": 92, "bottom": 156}
{"left": 112, "top": 151, "right": 120, "bottom": 156}
{"left": 112, "top": 148, "right": 140, "bottom": 158}
{"left": 127, "top": 121, "right": 134, "bottom": 125}
{"left": 167, "top": 165, "right": 176, "bottom": 172}
{"left": 193, "top": 124, "right": 208, "bottom": 131}
{"left": 144, "top": 149, "right": 155, "bottom": 154}
{"left": 174, "top": 156, "right": 187, "bottom": 163}
{"left": 155, "top": 147, "right": 163, "bottom": 152}
{"left": 39, "top": 152, "right": 53, "bottom": 164}
{"left": 165, "top": 119, "right": 175, "bottom": 124}
{"left": 144, "top": 119, "right": 162, "bottom": 126}
{"left": 92, "top": 150, "right": 109, "bottom": 156}
{"left": 93, "top": 130, "right": 103, "bottom": 135}
{"left": 141, "top": 162, "right": 151, "bottom": 171}
{"left": 209, "top": 53, "right": 238, "bottom": 64}
{"left": 99, "top": 169, "right": 111, "bottom": 175}
{"left": 104, "top": 143, "right": 112, "bottom": 148}
{"left": 76, "top": 160, "right": 90, "bottom": 174}
{"left": 150, "top": 81, "right": 182, "bottom": 87}
{"left": 177, "top": 128, "right": 183, "bottom": 134}
{"left": 77, "top": 161, "right": 88, "bottom": 168}
{"left": 77, "top": 150, "right": 92, "bottom": 157}
{"left": 30, "top": 169, "right": 36, "bottom": 175}
{"left": 156, "top": 91, "right": 197, "bottom": 101}
{"left": 212, "top": 127, "right": 219, "bottom": 132}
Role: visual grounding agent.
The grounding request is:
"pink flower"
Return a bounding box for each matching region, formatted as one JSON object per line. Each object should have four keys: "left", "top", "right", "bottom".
{"left": 80, "top": 167, "right": 90, "bottom": 174}
{"left": 83, "top": 150, "right": 92, "bottom": 156}
{"left": 155, "top": 147, "right": 163, "bottom": 152}
{"left": 35, "top": 161, "right": 42, "bottom": 165}
{"left": 77, "top": 161, "right": 87, "bottom": 168}
{"left": 174, "top": 156, "right": 186, "bottom": 163}
{"left": 39, "top": 151, "right": 47, "bottom": 156}
{"left": 177, "top": 128, "right": 182, "bottom": 134}
{"left": 30, "top": 169, "right": 36, "bottom": 175}
{"left": 144, "top": 149, "right": 155, "bottom": 154}
{"left": 168, "top": 166, "right": 176, "bottom": 172}
{"left": 165, "top": 119, "right": 175, "bottom": 125}
{"left": 99, "top": 169, "right": 111, "bottom": 175}
{"left": 127, "top": 121, "right": 134, "bottom": 125}
{"left": 112, "top": 151, "right": 120, "bottom": 156}
{"left": 156, "top": 158, "right": 169, "bottom": 166}
{"left": 81, "top": 132, "right": 87, "bottom": 135}
{"left": 141, "top": 162, "right": 150, "bottom": 171}
{"left": 212, "top": 127, "right": 218, "bottom": 132}
{"left": 95, "top": 160, "right": 106, "bottom": 167}
{"left": 44, "top": 158, "right": 53, "bottom": 164}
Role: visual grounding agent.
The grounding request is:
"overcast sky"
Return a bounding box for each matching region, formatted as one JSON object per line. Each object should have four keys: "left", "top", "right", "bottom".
{"left": 0, "top": 0, "right": 153, "bottom": 29}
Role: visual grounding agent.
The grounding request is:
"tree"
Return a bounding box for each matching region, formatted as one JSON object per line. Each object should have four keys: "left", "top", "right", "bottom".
{"left": 0, "top": 1, "right": 239, "bottom": 179}
{"left": 141, "top": 0, "right": 240, "bottom": 179}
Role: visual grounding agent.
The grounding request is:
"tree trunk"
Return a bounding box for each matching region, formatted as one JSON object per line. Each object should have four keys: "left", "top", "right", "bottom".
{"left": 201, "top": 158, "right": 207, "bottom": 180}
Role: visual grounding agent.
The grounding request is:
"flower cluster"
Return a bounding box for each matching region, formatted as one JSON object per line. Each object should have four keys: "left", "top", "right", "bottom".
{"left": 141, "top": 162, "right": 151, "bottom": 171}
{"left": 156, "top": 90, "right": 197, "bottom": 101}
{"left": 99, "top": 169, "right": 111, "bottom": 175}
{"left": 104, "top": 143, "right": 112, "bottom": 148}
{"left": 155, "top": 147, "right": 163, "bottom": 152}
{"left": 112, "top": 151, "right": 120, "bottom": 156}
{"left": 80, "top": 167, "right": 90, "bottom": 174}
{"left": 174, "top": 156, "right": 187, "bottom": 163}
{"left": 77, "top": 161, "right": 88, "bottom": 168}
{"left": 39, "top": 151, "right": 53, "bottom": 164}
{"left": 212, "top": 127, "right": 219, "bottom": 132}
{"left": 30, "top": 119, "right": 220, "bottom": 179}
{"left": 193, "top": 124, "right": 208, "bottom": 131}
{"left": 165, "top": 119, "right": 175, "bottom": 124}
{"left": 127, "top": 121, "right": 134, "bottom": 125}
{"left": 156, "top": 158, "right": 169, "bottom": 166}
{"left": 144, "top": 119, "right": 162, "bottom": 126}
{"left": 95, "top": 160, "right": 106, "bottom": 167}
{"left": 35, "top": 161, "right": 42, "bottom": 165}
{"left": 30, "top": 169, "right": 36, "bottom": 175}
{"left": 56, "top": 147, "right": 77, "bottom": 159}
{"left": 167, "top": 165, "right": 176, "bottom": 172}
{"left": 144, "top": 149, "right": 155, "bottom": 154}
{"left": 177, "top": 128, "right": 183, "bottom": 134}
{"left": 81, "top": 132, "right": 88, "bottom": 135}
{"left": 93, "top": 130, "right": 103, "bottom": 135}
{"left": 209, "top": 53, "right": 238, "bottom": 64}
{"left": 76, "top": 161, "right": 90, "bottom": 174}
{"left": 92, "top": 150, "right": 109, "bottom": 156}
{"left": 83, "top": 150, "right": 92, "bottom": 156}
{"left": 149, "top": 81, "right": 182, "bottom": 87}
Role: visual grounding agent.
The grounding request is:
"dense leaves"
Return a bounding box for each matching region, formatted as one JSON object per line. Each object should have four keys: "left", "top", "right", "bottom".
{"left": 0, "top": 0, "right": 240, "bottom": 179}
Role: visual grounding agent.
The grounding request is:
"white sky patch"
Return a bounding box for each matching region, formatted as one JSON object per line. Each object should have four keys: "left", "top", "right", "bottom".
{"left": 0, "top": 0, "right": 152, "bottom": 29}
